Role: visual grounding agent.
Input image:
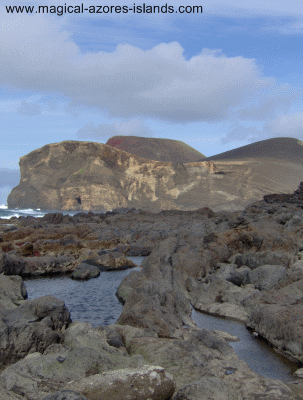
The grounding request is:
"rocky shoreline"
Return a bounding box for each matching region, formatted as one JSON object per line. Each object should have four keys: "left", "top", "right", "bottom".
{"left": 2, "top": 184, "right": 303, "bottom": 399}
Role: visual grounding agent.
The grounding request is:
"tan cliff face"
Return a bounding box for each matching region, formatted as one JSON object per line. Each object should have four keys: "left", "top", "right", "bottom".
{"left": 7, "top": 140, "right": 303, "bottom": 211}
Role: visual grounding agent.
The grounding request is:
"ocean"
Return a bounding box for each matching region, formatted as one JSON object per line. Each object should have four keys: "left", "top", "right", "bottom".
{"left": 0, "top": 205, "right": 79, "bottom": 219}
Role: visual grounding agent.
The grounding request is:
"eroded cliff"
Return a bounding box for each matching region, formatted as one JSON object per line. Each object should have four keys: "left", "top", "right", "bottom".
{"left": 7, "top": 140, "right": 303, "bottom": 211}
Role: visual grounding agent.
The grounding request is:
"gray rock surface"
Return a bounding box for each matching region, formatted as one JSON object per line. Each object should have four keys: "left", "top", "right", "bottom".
{"left": 1, "top": 252, "right": 75, "bottom": 277}
{"left": 0, "top": 347, "right": 105, "bottom": 400}
{"left": 94, "top": 252, "right": 137, "bottom": 271}
{"left": 188, "top": 275, "right": 258, "bottom": 321}
{"left": 117, "top": 237, "right": 195, "bottom": 337}
{"left": 172, "top": 376, "right": 239, "bottom": 400}
{"left": 0, "top": 274, "right": 27, "bottom": 309}
{"left": 0, "top": 295, "right": 71, "bottom": 365}
{"left": 248, "top": 264, "right": 287, "bottom": 291}
{"left": 2, "top": 183, "right": 303, "bottom": 399}
{"left": 246, "top": 302, "right": 303, "bottom": 362}
{"left": 42, "top": 391, "right": 89, "bottom": 400}
{"left": 64, "top": 365, "right": 175, "bottom": 400}
{"left": 229, "top": 251, "right": 292, "bottom": 270}
{"left": 126, "top": 328, "right": 298, "bottom": 399}
{"left": 0, "top": 251, "right": 26, "bottom": 276}
{"left": 71, "top": 262, "right": 100, "bottom": 280}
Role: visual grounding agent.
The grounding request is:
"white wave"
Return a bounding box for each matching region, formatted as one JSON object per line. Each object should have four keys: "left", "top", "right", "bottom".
{"left": 0, "top": 204, "right": 8, "bottom": 209}
{"left": 4, "top": 213, "right": 20, "bottom": 219}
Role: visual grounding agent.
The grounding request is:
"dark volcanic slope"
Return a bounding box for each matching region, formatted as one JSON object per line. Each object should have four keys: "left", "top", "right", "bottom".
{"left": 106, "top": 135, "right": 205, "bottom": 163}
{"left": 204, "top": 137, "right": 303, "bottom": 162}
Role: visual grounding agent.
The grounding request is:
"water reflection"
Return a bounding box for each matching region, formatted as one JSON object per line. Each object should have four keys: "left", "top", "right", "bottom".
{"left": 24, "top": 257, "right": 300, "bottom": 383}
{"left": 192, "top": 308, "right": 298, "bottom": 382}
{"left": 24, "top": 256, "right": 144, "bottom": 327}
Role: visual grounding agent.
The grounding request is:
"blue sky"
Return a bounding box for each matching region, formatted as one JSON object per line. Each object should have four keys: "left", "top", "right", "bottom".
{"left": 0, "top": 0, "right": 303, "bottom": 180}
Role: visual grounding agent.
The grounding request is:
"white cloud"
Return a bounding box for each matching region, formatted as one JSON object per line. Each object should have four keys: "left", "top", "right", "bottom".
{"left": 221, "top": 111, "right": 303, "bottom": 144}
{"left": 0, "top": 8, "right": 301, "bottom": 124}
{"left": 0, "top": 10, "right": 276, "bottom": 123}
{"left": 76, "top": 119, "right": 153, "bottom": 140}
{"left": 264, "top": 112, "right": 303, "bottom": 138}
{"left": 236, "top": 85, "right": 303, "bottom": 121}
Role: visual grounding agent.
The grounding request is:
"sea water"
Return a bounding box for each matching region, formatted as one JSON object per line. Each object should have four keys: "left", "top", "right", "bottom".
{"left": 23, "top": 266, "right": 300, "bottom": 382}
{"left": 24, "top": 257, "right": 145, "bottom": 326}
{"left": 0, "top": 205, "right": 82, "bottom": 219}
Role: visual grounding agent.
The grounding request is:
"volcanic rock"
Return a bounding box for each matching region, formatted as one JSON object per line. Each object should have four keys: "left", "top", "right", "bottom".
{"left": 106, "top": 135, "right": 205, "bottom": 163}
{"left": 0, "top": 295, "right": 71, "bottom": 365}
{"left": 71, "top": 262, "right": 100, "bottom": 280}
{"left": 42, "top": 391, "right": 89, "bottom": 400}
{"left": 3, "top": 182, "right": 303, "bottom": 399}
{"left": 0, "top": 274, "right": 27, "bottom": 309}
{"left": 7, "top": 138, "right": 303, "bottom": 212}
{"left": 248, "top": 264, "right": 287, "bottom": 291}
{"left": 64, "top": 365, "right": 176, "bottom": 400}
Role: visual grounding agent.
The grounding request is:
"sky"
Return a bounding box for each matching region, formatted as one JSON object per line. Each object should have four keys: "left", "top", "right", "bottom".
{"left": 0, "top": 0, "right": 303, "bottom": 202}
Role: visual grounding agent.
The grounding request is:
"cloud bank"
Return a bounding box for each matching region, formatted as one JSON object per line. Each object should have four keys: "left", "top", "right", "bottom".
{"left": 1, "top": 11, "right": 298, "bottom": 125}
{"left": 222, "top": 111, "right": 303, "bottom": 144}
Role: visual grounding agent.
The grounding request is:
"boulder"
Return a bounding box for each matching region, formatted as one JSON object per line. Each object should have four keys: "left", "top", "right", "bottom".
{"left": 20, "top": 242, "right": 34, "bottom": 256}
{"left": 0, "top": 274, "right": 27, "bottom": 309}
{"left": 294, "top": 368, "right": 303, "bottom": 378}
{"left": 71, "top": 263, "right": 100, "bottom": 280}
{"left": 0, "top": 386, "right": 23, "bottom": 400}
{"left": 289, "top": 259, "right": 303, "bottom": 273}
{"left": 213, "top": 263, "right": 237, "bottom": 280}
{"left": 0, "top": 295, "right": 71, "bottom": 365}
{"left": 106, "top": 324, "right": 159, "bottom": 350}
{"left": 188, "top": 276, "right": 258, "bottom": 321}
{"left": 126, "top": 329, "right": 298, "bottom": 399}
{"left": 213, "top": 330, "right": 240, "bottom": 342}
{"left": 117, "top": 237, "right": 195, "bottom": 337}
{"left": 60, "top": 235, "right": 83, "bottom": 248}
{"left": 63, "top": 321, "right": 147, "bottom": 368}
{"left": 0, "top": 251, "right": 26, "bottom": 275}
{"left": 63, "top": 321, "right": 126, "bottom": 354}
{"left": 213, "top": 263, "right": 251, "bottom": 286}
{"left": 1, "top": 252, "right": 75, "bottom": 277}
{"left": 248, "top": 264, "right": 287, "bottom": 291}
{"left": 0, "top": 322, "right": 151, "bottom": 400}
{"left": 116, "top": 270, "right": 144, "bottom": 303}
{"left": 228, "top": 266, "right": 251, "bottom": 286}
{"left": 64, "top": 365, "right": 175, "bottom": 400}
{"left": 24, "top": 255, "right": 75, "bottom": 276}
{"left": 246, "top": 303, "right": 303, "bottom": 361}
{"left": 0, "top": 347, "right": 109, "bottom": 400}
{"left": 94, "top": 253, "right": 137, "bottom": 271}
{"left": 229, "top": 251, "right": 292, "bottom": 270}
{"left": 125, "top": 246, "right": 152, "bottom": 256}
